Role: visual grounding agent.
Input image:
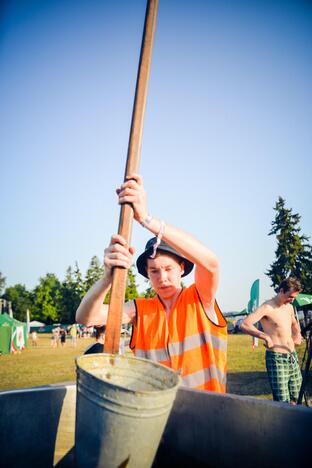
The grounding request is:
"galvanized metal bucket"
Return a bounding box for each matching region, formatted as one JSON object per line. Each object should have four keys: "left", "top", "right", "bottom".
{"left": 75, "top": 353, "right": 180, "bottom": 468}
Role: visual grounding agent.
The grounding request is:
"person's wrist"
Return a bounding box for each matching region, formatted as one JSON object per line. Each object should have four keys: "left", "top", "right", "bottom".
{"left": 103, "top": 267, "right": 113, "bottom": 283}
{"left": 140, "top": 213, "right": 153, "bottom": 228}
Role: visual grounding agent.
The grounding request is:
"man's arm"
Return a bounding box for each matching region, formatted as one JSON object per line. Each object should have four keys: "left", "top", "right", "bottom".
{"left": 240, "top": 305, "right": 274, "bottom": 348}
{"left": 118, "top": 174, "right": 219, "bottom": 307}
{"left": 75, "top": 275, "right": 111, "bottom": 326}
{"left": 146, "top": 220, "right": 219, "bottom": 307}
{"left": 291, "top": 308, "right": 302, "bottom": 345}
{"left": 75, "top": 277, "right": 135, "bottom": 326}
{"left": 75, "top": 234, "right": 136, "bottom": 326}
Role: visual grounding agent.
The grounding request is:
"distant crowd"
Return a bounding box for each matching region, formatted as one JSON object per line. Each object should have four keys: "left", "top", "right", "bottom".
{"left": 50, "top": 324, "right": 93, "bottom": 348}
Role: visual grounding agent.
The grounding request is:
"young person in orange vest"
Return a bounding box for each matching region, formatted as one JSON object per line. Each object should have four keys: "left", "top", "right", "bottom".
{"left": 76, "top": 174, "right": 227, "bottom": 392}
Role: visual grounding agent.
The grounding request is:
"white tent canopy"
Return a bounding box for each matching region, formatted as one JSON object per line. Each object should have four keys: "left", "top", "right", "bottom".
{"left": 29, "top": 320, "right": 45, "bottom": 327}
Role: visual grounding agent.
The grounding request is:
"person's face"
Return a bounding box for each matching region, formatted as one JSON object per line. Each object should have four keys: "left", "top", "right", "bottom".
{"left": 146, "top": 254, "right": 184, "bottom": 299}
{"left": 280, "top": 289, "right": 299, "bottom": 304}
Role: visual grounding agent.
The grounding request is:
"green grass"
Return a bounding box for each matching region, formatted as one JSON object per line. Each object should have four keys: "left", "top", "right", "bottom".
{"left": 0, "top": 333, "right": 310, "bottom": 401}
{"left": 0, "top": 334, "right": 95, "bottom": 391}
{"left": 227, "top": 334, "right": 272, "bottom": 399}
{"left": 227, "top": 334, "right": 311, "bottom": 400}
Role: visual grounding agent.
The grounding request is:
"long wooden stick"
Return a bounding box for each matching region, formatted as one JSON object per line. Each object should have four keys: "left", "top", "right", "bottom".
{"left": 104, "top": 0, "right": 159, "bottom": 354}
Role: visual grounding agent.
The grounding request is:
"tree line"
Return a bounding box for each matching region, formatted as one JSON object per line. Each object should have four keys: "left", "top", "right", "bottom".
{"left": 0, "top": 197, "right": 311, "bottom": 323}
{"left": 0, "top": 256, "right": 152, "bottom": 324}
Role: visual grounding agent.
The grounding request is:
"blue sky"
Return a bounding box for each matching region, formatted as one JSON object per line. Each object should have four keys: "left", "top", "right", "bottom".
{"left": 1, "top": 0, "right": 311, "bottom": 311}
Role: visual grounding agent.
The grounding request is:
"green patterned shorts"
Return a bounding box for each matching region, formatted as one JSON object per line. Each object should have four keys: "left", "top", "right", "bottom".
{"left": 265, "top": 350, "right": 302, "bottom": 403}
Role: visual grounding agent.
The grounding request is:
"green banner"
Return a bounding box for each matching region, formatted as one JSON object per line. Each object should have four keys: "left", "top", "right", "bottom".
{"left": 247, "top": 279, "right": 260, "bottom": 314}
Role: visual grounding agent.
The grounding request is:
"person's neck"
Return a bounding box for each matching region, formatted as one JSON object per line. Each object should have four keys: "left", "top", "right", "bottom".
{"left": 159, "top": 288, "right": 182, "bottom": 314}
{"left": 273, "top": 294, "right": 284, "bottom": 307}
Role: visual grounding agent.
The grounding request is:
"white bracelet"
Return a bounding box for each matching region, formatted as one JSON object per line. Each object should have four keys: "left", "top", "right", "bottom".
{"left": 141, "top": 214, "right": 153, "bottom": 228}
{"left": 150, "top": 220, "right": 166, "bottom": 258}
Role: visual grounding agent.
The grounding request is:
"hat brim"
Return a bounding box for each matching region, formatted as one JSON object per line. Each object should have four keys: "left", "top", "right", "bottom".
{"left": 136, "top": 245, "right": 194, "bottom": 279}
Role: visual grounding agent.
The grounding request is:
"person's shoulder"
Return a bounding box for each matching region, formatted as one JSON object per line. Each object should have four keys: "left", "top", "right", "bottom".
{"left": 84, "top": 343, "right": 103, "bottom": 355}
{"left": 181, "top": 283, "right": 206, "bottom": 301}
{"left": 183, "top": 283, "right": 197, "bottom": 295}
{"left": 262, "top": 299, "right": 274, "bottom": 310}
{"left": 184, "top": 283, "right": 217, "bottom": 303}
{"left": 256, "top": 300, "right": 274, "bottom": 319}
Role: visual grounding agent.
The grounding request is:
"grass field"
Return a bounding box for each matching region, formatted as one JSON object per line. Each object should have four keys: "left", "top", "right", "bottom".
{"left": 0, "top": 333, "right": 310, "bottom": 401}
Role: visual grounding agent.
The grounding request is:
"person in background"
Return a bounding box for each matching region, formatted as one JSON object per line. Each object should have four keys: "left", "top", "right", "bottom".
{"left": 60, "top": 328, "right": 66, "bottom": 347}
{"left": 31, "top": 330, "right": 38, "bottom": 347}
{"left": 84, "top": 325, "right": 106, "bottom": 355}
{"left": 240, "top": 277, "right": 303, "bottom": 404}
{"left": 76, "top": 173, "right": 227, "bottom": 392}
{"left": 51, "top": 327, "right": 61, "bottom": 348}
{"left": 70, "top": 324, "right": 77, "bottom": 347}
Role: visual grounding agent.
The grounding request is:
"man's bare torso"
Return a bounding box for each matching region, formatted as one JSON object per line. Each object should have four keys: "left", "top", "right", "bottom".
{"left": 260, "top": 299, "right": 295, "bottom": 353}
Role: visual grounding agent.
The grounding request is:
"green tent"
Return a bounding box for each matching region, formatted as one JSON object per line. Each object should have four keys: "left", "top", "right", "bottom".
{"left": 0, "top": 313, "right": 28, "bottom": 355}
{"left": 224, "top": 308, "right": 248, "bottom": 319}
{"left": 293, "top": 293, "right": 312, "bottom": 309}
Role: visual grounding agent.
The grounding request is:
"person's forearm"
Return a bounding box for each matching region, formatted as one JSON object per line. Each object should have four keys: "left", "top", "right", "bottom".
{"left": 240, "top": 322, "right": 268, "bottom": 341}
{"left": 75, "top": 273, "right": 111, "bottom": 326}
{"left": 292, "top": 330, "right": 302, "bottom": 345}
{"left": 139, "top": 215, "right": 219, "bottom": 272}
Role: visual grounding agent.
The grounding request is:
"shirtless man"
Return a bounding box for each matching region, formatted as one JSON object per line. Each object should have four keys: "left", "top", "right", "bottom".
{"left": 240, "top": 277, "right": 303, "bottom": 403}
{"left": 76, "top": 173, "right": 227, "bottom": 392}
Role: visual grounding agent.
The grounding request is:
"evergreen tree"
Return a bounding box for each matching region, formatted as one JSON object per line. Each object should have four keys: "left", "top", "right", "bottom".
{"left": 103, "top": 266, "right": 139, "bottom": 304}
{"left": 59, "top": 266, "right": 83, "bottom": 323}
{"left": 125, "top": 267, "right": 139, "bottom": 302}
{"left": 73, "top": 261, "right": 86, "bottom": 299}
{"left": 0, "top": 272, "right": 6, "bottom": 296}
{"left": 84, "top": 256, "right": 105, "bottom": 291}
{"left": 267, "top": 197, "right": 312, "bottom": 292}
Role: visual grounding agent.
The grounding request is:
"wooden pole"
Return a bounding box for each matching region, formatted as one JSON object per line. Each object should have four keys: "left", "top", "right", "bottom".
{"left": 104, "top": 0, "right": 159, "bottom": 354}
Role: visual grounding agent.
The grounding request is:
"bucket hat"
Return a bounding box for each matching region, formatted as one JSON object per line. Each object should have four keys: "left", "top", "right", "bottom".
{"left": 136, "top": 237, "right": 194, "bottom": 278}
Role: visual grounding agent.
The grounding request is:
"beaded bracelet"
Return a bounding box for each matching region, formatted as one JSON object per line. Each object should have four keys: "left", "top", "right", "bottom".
{"left": 150, "top": 220, "right": 166, "bottom": 258}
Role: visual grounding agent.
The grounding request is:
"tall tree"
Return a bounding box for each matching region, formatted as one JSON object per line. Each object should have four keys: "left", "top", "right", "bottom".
{"left": 0, "top": 272, "right": 6, "bottom": 296}
{"left": 73, "top": 262, "right": 86, "bottom": 300}
{"left": 33, "top": 273, "right": 62, "bottom": 323}
{"left": 2, "top": 284, "right": 34, "bottom": 321}
{"left": 84, "top": 256, "right": 105, "bottom": 291}
{"left": 125, "top": 267, "right": 139, "bottom": 302}
{"left": 59, "top": 266, "right": 83, "bottom": 323}
{"left": 267, "top": 197, "right": 312, "bottom": 292}
{"left": 103, "top": 266, "right": 139, "bottom": 304}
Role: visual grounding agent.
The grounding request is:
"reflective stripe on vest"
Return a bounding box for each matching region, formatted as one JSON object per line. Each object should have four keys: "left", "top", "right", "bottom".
{"left": 134, "top": 330, "right": 226, "bottom": 363}
{"left": 168, "top": 330, "right": 227, "bottom": 356}
{"left": 134, "top": 347, "right": 170, "bottom": 363}
{"left": 181, "top": 365, "right": 226, "bottom": 388}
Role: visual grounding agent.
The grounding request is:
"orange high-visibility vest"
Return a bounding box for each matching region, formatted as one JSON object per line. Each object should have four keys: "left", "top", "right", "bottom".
{"left": 130, "top": 284, "right": 227, "bottom": 392}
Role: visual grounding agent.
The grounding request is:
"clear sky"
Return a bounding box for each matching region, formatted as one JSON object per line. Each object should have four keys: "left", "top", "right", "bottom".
{"left": 1, "top": 0, "right": 311, "bottom": 312}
